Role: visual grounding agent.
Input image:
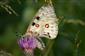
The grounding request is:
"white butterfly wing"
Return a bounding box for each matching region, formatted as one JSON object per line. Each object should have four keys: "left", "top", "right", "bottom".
{"left": 39, "top": 20, "right": 58, "bottom": 39}
{"left": 26, "top": 5, "right": 58, "bottom": 39}
{"left": 38, "top": 5, "right": 58, "bottom": 39}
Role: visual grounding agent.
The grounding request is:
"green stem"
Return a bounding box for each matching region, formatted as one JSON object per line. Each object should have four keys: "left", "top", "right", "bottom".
{"left": 43, "top": 40, "right": 55, "bottom": 56}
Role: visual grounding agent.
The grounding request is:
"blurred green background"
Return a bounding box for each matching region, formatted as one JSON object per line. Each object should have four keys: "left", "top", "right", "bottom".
{"left": 0, "top": 0, "right": 85, "bottom": 56}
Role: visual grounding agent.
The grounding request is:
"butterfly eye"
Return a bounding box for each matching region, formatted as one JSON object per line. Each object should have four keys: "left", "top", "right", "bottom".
{"left": 45, "top": 24, "right": 49, "bottom": 28}
{"left": 36, "top": 16, "right": 40, "bottom": 20}
{"left": 35, "top": 24, "right": 39, "bottom": 28}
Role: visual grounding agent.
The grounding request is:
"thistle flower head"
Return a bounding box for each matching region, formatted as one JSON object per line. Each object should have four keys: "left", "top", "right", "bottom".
{"left": 18, "top": 35, "right": 37, "bottom": 50}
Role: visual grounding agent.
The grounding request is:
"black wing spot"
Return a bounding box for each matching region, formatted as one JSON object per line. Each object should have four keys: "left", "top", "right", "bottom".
{"left": 47, "top": 32, "right": 51, "bottom": 38}
{"left": 32, "top": 22, "right": 35, "bottom": 26}
{"left": 36, "top": 16, "right": 40, "bottom": 20}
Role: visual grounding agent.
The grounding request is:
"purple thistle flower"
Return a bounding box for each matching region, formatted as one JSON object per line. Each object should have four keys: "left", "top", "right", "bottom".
{"left": 18, "top": 35, "right": 37, "bottom": 50}
{"left": 18, "top": 35, "right": 45, "bottom": 56}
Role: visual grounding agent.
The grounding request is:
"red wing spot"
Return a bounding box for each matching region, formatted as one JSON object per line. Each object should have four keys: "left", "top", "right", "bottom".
{"left": 45, "top": 24, "right": 49, "bottom": 28}
{"left": 35, "top": 24, "right": 39, "bottom": 28}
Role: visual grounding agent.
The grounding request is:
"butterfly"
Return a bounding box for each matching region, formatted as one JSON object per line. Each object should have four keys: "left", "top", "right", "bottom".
{"left": 18, "top": 4, "right": 58, "bottom": 56}
{"left": 26, "top": 4, "right": 58, "bottom": 39}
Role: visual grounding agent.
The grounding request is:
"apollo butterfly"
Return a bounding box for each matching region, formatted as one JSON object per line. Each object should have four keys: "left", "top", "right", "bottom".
{"left": 26, "top": 4, "right": 58, "bottom": 39}
{"left": 18, "top": 4, "right": 58, "bottom": 56}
